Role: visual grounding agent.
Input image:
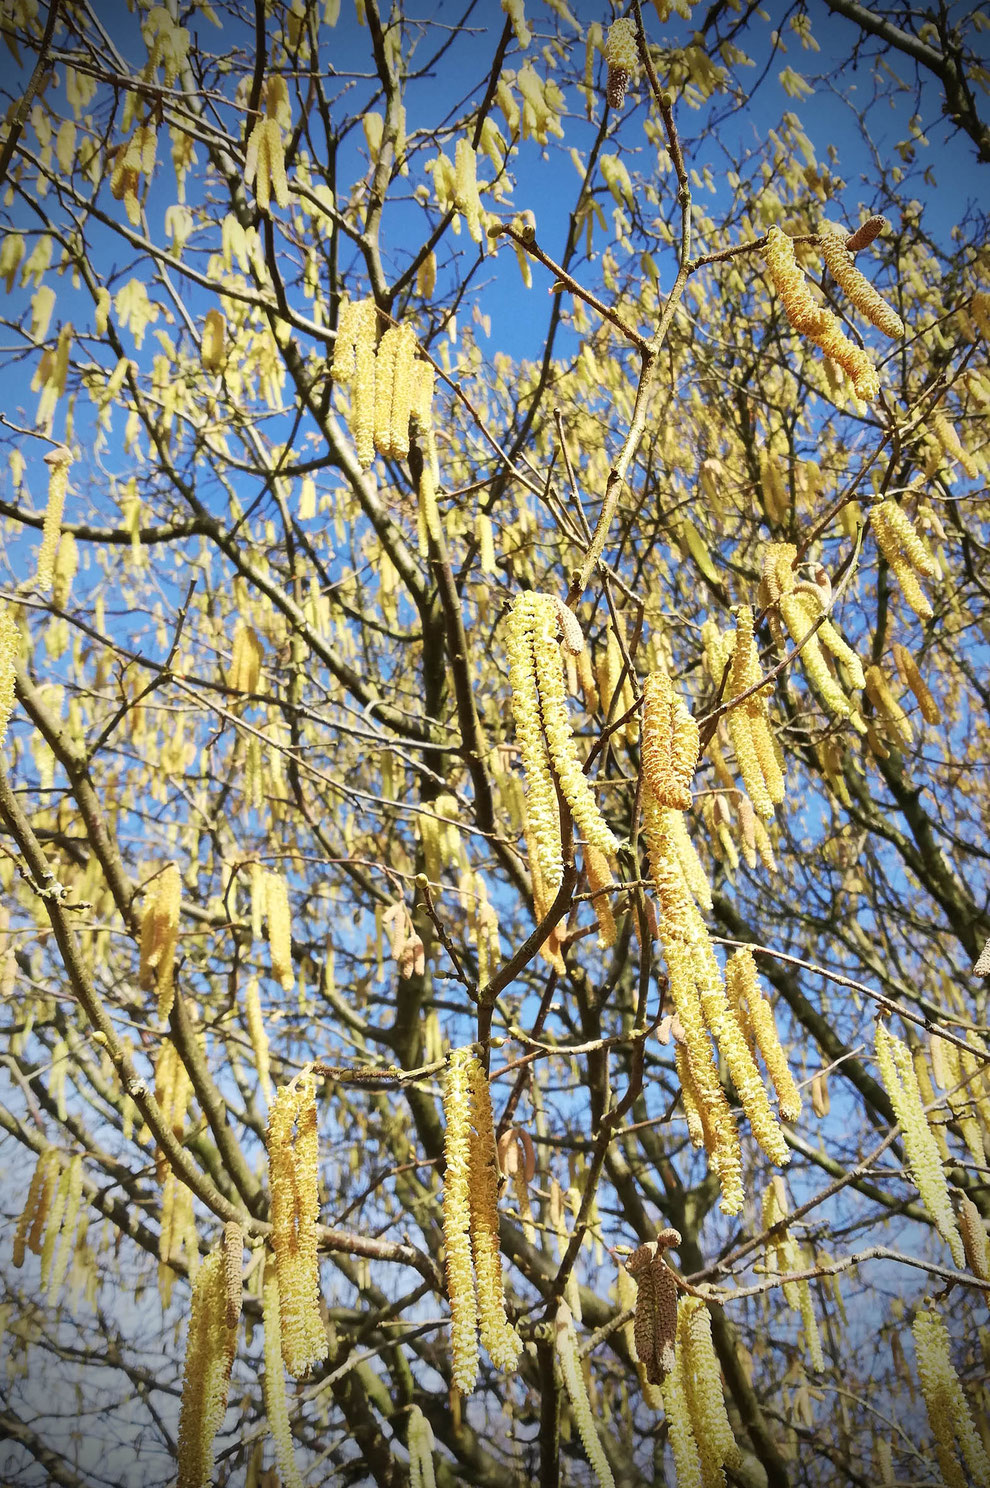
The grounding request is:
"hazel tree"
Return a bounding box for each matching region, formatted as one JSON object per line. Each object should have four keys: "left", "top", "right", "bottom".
{"left": 0, "top": 2, "right": 988, "bottom": 1486}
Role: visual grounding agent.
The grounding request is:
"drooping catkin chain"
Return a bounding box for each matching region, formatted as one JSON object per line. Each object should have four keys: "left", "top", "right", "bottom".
{"left": 869, "top": 499, "right": 939, "bottom": 622}
{"left": 138, "top": 863, "right": 182, "bottom": 1019}
{"left": 12, "top": 1146, "right": 59, "bottom": 1267}
{"left": 0, "top": 601, "right": 18, "bottom": 756}
{"left": 262, "top": 1266, "right": 304, "bottom": 1488}
{"left": 677, "top": 1296, "right": 744, "bottom": 1484}
{"left": 584, "top": 842, "right": 617, "bottom": 949}
{"left": 266, "top": 1073, "right": 327, "bottom": 1377}
{"left": 442, "top": 1047, "right": 480, "bottom": 1393}
{"left": 874, "top": 1023, "right": 964, "bottom": 1267}
{"left": 37, "top": 446, "right": 71, "bottom": 593}
{"left": 177, "top": 1247, "right": 238, "bottom": 1488}
{"left": 817, "top": 220, "right": 904, "bottom": 338}
{"left": 726, "top": 606, "right": 784, "bottom": 820}
{"left": 46, "top": 1153, "right": 83, "bottom": 1304}
{"left": 762, "top": 1179, "right": 824, "bottom": 1373}
{"left": 912, "top": 1307, "right": 990, "bottom": 1488}
{"left": 555, "top": 1300, "right": 616, "bottom": 1488}
{"left": 761, "top": 225, "right": 880, "bottom": 402}
{"left": 776, "top": 584, "right": 861, "bottom": 723}
{"left": 331, "top": 297, "right": 377, "bottom": 467}
{"left": 659, "top": 1327, "right": 705, "bottom": 1488}
{"left": 227, "top": 622, "right": 264, "bottom": 694}
{"left": 865, "top": 663, "right": 913, "bottom": 744}
{"left": 891, "top": 643, "right": 941, "bottom": 724}
{"left": 506, "top": 592, "right": 618, "bottom": 893}
{"left": 641, "top": 668, "right": 700, "bottom": 811}
{"left": 726, "top": 949, "right": 802, "bottom": 1121}
{"left": 264, "top": 871, "right": 295, "bottom": 991}
{"left": 625, "top": 1229, "right": 680, "bottom": 1387}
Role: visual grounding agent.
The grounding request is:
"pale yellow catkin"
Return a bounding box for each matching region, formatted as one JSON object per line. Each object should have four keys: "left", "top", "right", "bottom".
{"left": 262, "top": 1268, "right": 304, "bottom": 1488}
{"left": 604, "top": 17, "right": 637, "bottom": 110}
{"left": 761, "top": 226, "right": 880, "bottom": 401}
{"left": 892, "top": 643, "right": 941, "bottom": 724}
{"left": 37, "top": 447, "right": 71, "bottom": 593}
{"left": 506, "top": 592, "right": 563, "bottom": 892}
{"left": 875, "top": 1023, "right": 964, "bottom": 1268}
{"left": 349, "top": 299, "right": 377, "bottom": 468}
{"left": 870, "top": 500, "right": 938, "bottom": 621}
{"left": 584, "top": 842, "right": 617, "bottom": 949}
{"left": 660, "top": 1330, "right": 705, "bottom": 1488}
{"left": 678, "top": 1296, "right": 743, "bottom": 1482}
{"left": 641, "top": 668, "right": 699, "bottom": 811}
{"left": 265, "top": 872, "right": 294, "bottom": 991}
{"left": 555, "top": 1301, "right": 616, "bottom": 1488}
{"left": 227, "top": 623, "right": 263, "bottom": 694}
{"left": 818, "top": 221, "right": 904, "bottom": 338}
{"left": 244, "top": 977, "right": 273, "bottom": 1102}
{"left": 442, "top": 1047, "right": 479, "bottom": 1393}
{"left": 138, "top": 863, "right": 182, "bottom": 1019}
{"left": 726, "top": 948, "right": 802, "bottom": 1120}
{"left": 222, "top": 1220, "right": 244, "bottom": 1330}
{"left": 929, "top": 409, "right": 979, "bottom": 480}
{"left": 912, "top": 1307, "right": 990, "bottom": 1488}
{"left": 13, "top": 1148, "right": 56, "bottom": 1267}
{"left": 407, "top": 1404, "right": 437, "bottom": 1488}
{"left": 865, "top": 663, "right": 912, "bottom": 744}
{"left": 266, "top": 1074, "right": 327, "bottom": 1377}
{"left": 0, "top": 602, "right": 18, "bottom": 756}
{"left": 177, "top": 1248, "right": 238, "bottom": 1488}
{"left": 373, "top": 325, "right": 402, "bottom": 458}
{"left": 47, "top": 1153, "right": 83, "bottom": 1304}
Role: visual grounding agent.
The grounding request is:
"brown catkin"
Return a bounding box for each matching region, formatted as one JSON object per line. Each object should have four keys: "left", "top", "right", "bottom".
{"left": 37, "top": 447, "right": 71, "bottom": 593}
{"left": 818, "top": 220, "right": 904, "bottom": 338}
{"left": 845, "top": 215, "right": 888, "bottom": 252}
{"left": 223, "top": 1220, "right": 244, "bottom": 1329}
{"left": 625, "top": 1235, "right": 680, "bottom": 1386}
{"left": 604, "top": 17, "right": 637, "bottom": 110}
{"left": 959, "top": 1194, "right": 990, "bottom": 1282}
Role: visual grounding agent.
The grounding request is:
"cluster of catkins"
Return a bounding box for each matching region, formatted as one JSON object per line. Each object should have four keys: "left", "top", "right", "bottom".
{"left": 331, "top": 299, "right": 435, "bottom": 472}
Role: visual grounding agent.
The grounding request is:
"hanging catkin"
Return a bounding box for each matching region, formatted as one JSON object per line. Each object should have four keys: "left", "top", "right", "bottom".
{"left": 625, "top": 1230, "right": 680, "bottom": 1386}
{"left": 603, "top": 17, "right": 637, "bottom": 110}
{"left": 678, "top": 1296, "right": 744, "bottom": 1483}
{"left": 555, "top": 1301, "right": 616, "bottom": 1488}
{"left": 265, "top": 872, "right": 295, "bottom": 991}
{"left": 817, "top": 220, "right": 904, "bottom": 338}
{"left": 726, "top": 949, "right": 802, "bottom": 1121}
{"left": 912, "top": 1307, "right": 990, "bottom": 1488}
{"left": 177, "top": 1247, "right": 238, "bottom": 1488}
{"left": 442, "top": 1047, "right": 480, "bottom": 1393}
{"left": 37, "top": 447, "right": 71, "bottom": 593}
{"left": 641, "top": 668, "right": 699, "bottom": 811}
{"left": 761, "top": 225, "right": 880, "bottom": 401}
{"left": 875, "top": 1023, "right": 964, "bottom": 1267}
{"left": 262, "top": 1266, "right": 304, "bottom": 1488}
{"left": 266, "top": 1073, "right": 327, "bottom": 1376}
{"left": 139, "top": 863, "right": 182, "bottom": 1018}
{"left": 869, "top": 500, "right": 939, "bottom": 622}
{"left": 466, "top": 1059, "right": 521, "bottom": 1370}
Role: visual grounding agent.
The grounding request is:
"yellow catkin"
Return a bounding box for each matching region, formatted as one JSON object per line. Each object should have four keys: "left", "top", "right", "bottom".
{"left": 555, "top": 1301, "right": 616, "bottom": 1488}
{"left": 533, "top": 595, "right": 619, "bottom": 858}
{"left": 262, "top": 1268, "right": 304, "bottom": 1488}
{"left": 373, "top": 325, "right": 401, "bottom": 457}
{"left": 52, "top": 531, "right": 77, "bottom": 606}
{"left": 660, "top": 1333, "right": 705, "bottom": 1488}
{"left": 668, "top": 809, "right": 713, "bottom": 914}
{"left": 929, "top": 410, "right": 979, "bottom": 480}
{"left": 875, "top": 1024, "right": 964, "bottom": 1267}
{"left": 604, "top": 17, "right": 637, "bottom": 110}
{"left": 865, "top": 664, "right": 912, "bottom": 744}
{"left": 13, "top": 1147, "right": 57, "bottom": 1267}
{"left": 726, "top": 949, "right": 802, "bottom": 1120}
{"left": 641, "top": 669, "right": 699, "bottom": 811}
{"left": 201, "top": 308, "right": 225, "bottom": 372}
{"left": 442, "top": 1047, "right": 479, "bottom": 1393}
{"left": 39, "top": 1160, "right": 72, "bottom": 1294}
{"left": 227, "top": 623, "right": 263, "bottom": 694}
{"left": 501, "top": 0, "right": 531, "bottom": 49}
{"left": 584, "top": 842, "right": 617, "bottom": 949}
{"left": 37, "top": 447, "right": 71, "bottom": 593}
{"left": 959, "top": 1194, "right": 990, "bottom": 1282}
{"left": 466, "top": 1059, "right": 522, "bottom": 1370}
{"left": 223, "top": 1220, "right": 244, "bottom": 1330}
{"left": 349, "top": 299, "right": 377, "bottom": 468}
{"left": 388, "top": 323, "right": 416, "bottom": 459}
{"left": 761, "top": 225, "right": 879, "bottom": 401}
{"left": 267, "top": 1074, "right": 327, "bottom": 1377}
{"left": 177, "top": 1248, "right": 238, "bottom": 1488}
{"left": 675, "top": 1041, "right": 712, "bottom": 1152}
{"left": 507, "top": 593, "right": 563, "bottom": 892}
{"left": 780, "top": 590, "right": 858, "bottom": 722}
{"left": 138, "top": 863, "right": 182, "bottom": 1019}
{"left": 47, "top": 1154, "right": 83, "bottom": 1304}
{"left": 678, "top": 1297, "right": 743, "bottom": 1483}
{"left": 798, "top": 585, "right": 866, "bottom": 690}
{"left": 726, "top": 607, "right": 783, "bottom": 819}
{"left": 453, "top": 138, "right": 483, "bottom": 243}
{"left": 244, "top": 977, "right": 273, "bottom": 1102}
{"left": 892, "top": 643, "right": 941, "bottom": 724}
{"left": 0, "top": 602, "right": 18, "bottom": 755}
{"left": 265, "top": 872, "right": 294, "bottom": 991}
{"left": 407, "top": 1403, "right": 437, "bottom": 1488}
{"left": 870, "top": 500, "right": 938, "bottom": 621}
{"left": 913, "top": 1307, "right": 990, "bottom": 1488}
{"left": 818, "top": 221, "right": 904, "bottom": 338}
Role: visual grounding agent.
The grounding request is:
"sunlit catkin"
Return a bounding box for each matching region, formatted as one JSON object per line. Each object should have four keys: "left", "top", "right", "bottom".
{"left": 913, "top": 1307, "right": 990, "bottom": 1488}
{"left": 507, "top": 592, "right": 563, "bottom": 892}
{"left": 267, "top": 1073, "right": 327, "bottom": 1376}
{"left": 929, "top": 409, "right": 979, "bottom": 480}
{"left": 227, "top": 623, "right": 263, "bottom": 694}
{"left": 337, "top": 298, "right": 377, "bottom": 467}
{"left": 959, "top": 1194, "right": 990, "bottom": 1282}
{"left": 761, "top": 226, "right": 879, "bottom": 401}
{"left": 442, "top": 1047, "right": 479, "bottom": 1393}
{"left": 726, "top": 606, "right": 783, "bottom": 819}
{"left": 264, "top": 872, "right": 294, "bottom": 991}
{"left": 892, "top": 643, "right": 941, "bottom": 724}
{"left": 678, "top": 1296, "right": 743, "bottom": 1482}
{"left": 244, "top": 977, "right": 273, "bottom": 1103}
{"left": 466, "top": 1058, "right": 521, "bottom": 1370}
{"left": 865, "top": 663, "right": 912, "bottom": 744}
{"left": 875, "top": 1023, "right": 964, "bottom": 1267}
{"left": 660, "top": 1332, "right": 705, "bottom": 1488}
{"left": 13, "top": 1147, "right": 58, "bottom": 1267}
{"left": 138, "top": 863, "right": 182, "bottom": 1018}
{"left": 604, "top": 17, "right": 637, "bottom": 111}
{"left": 177, "top": 1247, "right": 238, "bottom": 1488}
{"left": 555, "top": 1300, "right": 616, "bottom": 1488}
{"left": 818, "top": 220, "right": 904, "bottom": 338}
{"left": 262, "top": 1267, "right": 304, "bottom": 1488}
{"left": 222, "top": 1220, "right": 244, "bottom": 1330}
{"left": 37, "top": 446, "right": 71, "bottom": 593}
{"left": 47, "top": 1153, "right": 83, "bottom": 1304}
{"left": 533, "top": 595, "right": 619, "bottom": 859}
{"left": 0, "top": 602, "right": 18, "bottom": 756}
{"left": 727, "top": 950, "right": 802, "bottom": 1121}
{"left": 641, "top": 668, "right": 699, "bottom": 811}
{"left": 870, "top": 500, "right": 939, "bottom": 621}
